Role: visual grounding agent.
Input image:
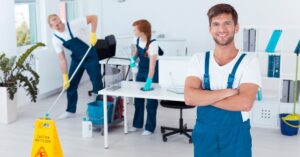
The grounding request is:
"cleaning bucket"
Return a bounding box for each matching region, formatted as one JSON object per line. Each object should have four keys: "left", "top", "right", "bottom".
{"left": 280, "top": 113, "right": 300, "bottom": 136}
{"left": 87, "top": 101, "right": 113, "bottom": 126}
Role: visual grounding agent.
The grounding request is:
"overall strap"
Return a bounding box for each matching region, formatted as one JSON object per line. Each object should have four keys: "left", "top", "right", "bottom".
{"left": 149, "top": 39, "right": 156, "bottom": 43}
{"left": 203, "top": 51, "right": 211, "bottom": 90}
{"left": 227, "top": 53, "right": 247, "bottom": 88}
{"left": 136, "top": 38, "right": 156, "bottom": 49}
{"left": 136, "top": 38, "right": 140, "bottom": 47}
{"left": 54, "top": 34, "right": 66, "bottom": 43}
{"left": 66, "top": 22, "right": 74, "bottom": 39}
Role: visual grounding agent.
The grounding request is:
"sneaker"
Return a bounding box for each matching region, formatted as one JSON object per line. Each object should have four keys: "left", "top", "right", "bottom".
{"left": 58, "top": 111, "right": 76, "bottom": 120}
{"left": 142, "top": 130, "right": 153, "bottom": 136}
{"left": 128, "top": 127, "right": 140, "bottom": 132}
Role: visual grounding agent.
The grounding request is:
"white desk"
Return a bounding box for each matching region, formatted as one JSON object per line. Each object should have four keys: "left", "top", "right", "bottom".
{"left": 98, "top": 81, "right": 184, "bottom": 148}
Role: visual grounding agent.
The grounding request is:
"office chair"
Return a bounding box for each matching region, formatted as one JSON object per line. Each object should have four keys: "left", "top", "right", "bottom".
{"left": 160, "top": 100, "right": 195, "bottom": 143}
{"left": 88, "top": 35, "right": 116, "bottom": 96}
{"left": 95, "top": 34, "right": 116, "bottom": 60}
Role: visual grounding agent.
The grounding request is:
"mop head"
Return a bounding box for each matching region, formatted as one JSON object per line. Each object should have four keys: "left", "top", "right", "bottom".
{"left": 282, "top": 114, "right": 300, "bottom": 121}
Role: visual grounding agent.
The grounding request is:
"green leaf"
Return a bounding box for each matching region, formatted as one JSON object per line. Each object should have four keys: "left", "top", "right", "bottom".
{"left": 16, "top": 42, "right": 45, "bottom": 67}
{"left": 0, "top": 42, "right": 45, "bottom": 102}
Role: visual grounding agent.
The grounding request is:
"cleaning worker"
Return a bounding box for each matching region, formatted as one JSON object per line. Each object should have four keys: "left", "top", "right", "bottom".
{"left": 184, "top": 4, "right": 261, "bottom": 157}
{"left": 48, "top": 14, "right": 103, "bottom": 119}
{"left": 129, "top": 19, "right": 159, "bottom": 135}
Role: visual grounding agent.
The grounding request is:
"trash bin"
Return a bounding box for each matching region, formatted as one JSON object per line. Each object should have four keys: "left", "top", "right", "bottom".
{"left": 105, "top": 66, "right": 123, "bottom": 87}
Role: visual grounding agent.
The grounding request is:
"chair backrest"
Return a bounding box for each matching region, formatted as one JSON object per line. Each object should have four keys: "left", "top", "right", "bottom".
{"left": 105, "top": 35, "right": 116, "bottom": 57}
{"left": 95, "top": 35, "right": 116, "bottom": 60}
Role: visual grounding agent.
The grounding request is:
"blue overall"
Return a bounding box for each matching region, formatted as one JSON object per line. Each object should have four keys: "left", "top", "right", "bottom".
{"left": 54, "top": 22, "right": 103, "bottom": 113}
{"left": 192, "top": 51, "right": 251, "bottom": 157}
{"left": 132, "top": 38, "right": 159, "bottom": 132}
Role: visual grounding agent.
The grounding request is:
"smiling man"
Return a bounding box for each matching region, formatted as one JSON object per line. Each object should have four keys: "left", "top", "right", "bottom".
{"left": 184, "top": 4, "right": 261, "bottom": 157}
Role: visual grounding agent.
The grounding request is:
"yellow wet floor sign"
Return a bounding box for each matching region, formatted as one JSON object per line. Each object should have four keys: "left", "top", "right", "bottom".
{"left": 31, "top": 118, "right": 63, "bottom": 157}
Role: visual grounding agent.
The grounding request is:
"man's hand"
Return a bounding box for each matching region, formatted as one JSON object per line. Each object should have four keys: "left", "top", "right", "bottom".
{"left": 90, "top": 32, "right": 97, "bottom": 46}
{"left": 63, "top": 73, "right": 70, "bottom": 90}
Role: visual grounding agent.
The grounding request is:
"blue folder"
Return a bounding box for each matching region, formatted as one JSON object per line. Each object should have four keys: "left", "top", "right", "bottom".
{"left": 265, "top": 30, "right": 282, "bottom": 53}
{"left": 295, "top": 40, "right": 300, "bottom": 55}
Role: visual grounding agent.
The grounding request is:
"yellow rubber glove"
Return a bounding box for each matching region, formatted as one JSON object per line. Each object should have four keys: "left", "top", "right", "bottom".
{"left": 63, "top": 74, "right": 70, "bottom": 90}
{"left": 90, "top": 32, "right": 97, "bottom": 46}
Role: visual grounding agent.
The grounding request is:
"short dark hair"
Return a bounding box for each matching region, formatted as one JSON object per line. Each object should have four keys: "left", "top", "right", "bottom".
{"left": 207, "top": 3, "right": 238, "bottom": 26}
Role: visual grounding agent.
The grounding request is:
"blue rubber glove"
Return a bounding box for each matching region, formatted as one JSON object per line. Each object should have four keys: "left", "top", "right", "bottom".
{"left": 143, "top": 77, "right": 153, "bottom": 91}
{"left": 130, "top": 56, "right": 136, "bottom": 68}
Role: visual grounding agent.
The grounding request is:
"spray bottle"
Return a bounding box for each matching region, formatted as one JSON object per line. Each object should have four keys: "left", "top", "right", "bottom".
{"left": 82, "top": 117, "right": 93, "bottom": 138}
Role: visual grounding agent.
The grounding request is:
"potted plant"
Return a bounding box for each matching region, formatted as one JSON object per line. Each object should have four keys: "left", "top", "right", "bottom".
{"left": 280, "top": 40, "right": 300, "bottom": 136}
{"left": 0, "top": 42, "right": 45, "bottom": 124}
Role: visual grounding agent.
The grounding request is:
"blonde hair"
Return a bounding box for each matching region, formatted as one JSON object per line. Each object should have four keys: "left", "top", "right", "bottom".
{"left": 47, "top": 14, "right": 59, "bottom": 27}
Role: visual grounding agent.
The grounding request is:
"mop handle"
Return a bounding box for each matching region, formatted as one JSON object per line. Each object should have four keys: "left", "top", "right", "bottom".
{"left": 46, "top": 46, "right": 93, "bottom": 116}
{"left": 293, "top": 54, "right": 299, "bottom": 114}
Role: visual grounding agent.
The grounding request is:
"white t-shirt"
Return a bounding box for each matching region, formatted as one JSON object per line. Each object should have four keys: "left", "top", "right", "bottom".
{"left": 52, "top": 18, "right": 89, "bottom": 54}
{"left": 133, "top": 37, "right": 159, "bottom": 59}
{"left": 186, "top": 51, "right": 262, "bottom": 121}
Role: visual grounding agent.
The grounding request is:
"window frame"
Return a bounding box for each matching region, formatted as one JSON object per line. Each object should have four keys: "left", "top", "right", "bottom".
{"left": 15, "top": 0, "right": 38, "bottom": 47}
{"left": 60, "top": 0, "right": 78, "bottom": 21}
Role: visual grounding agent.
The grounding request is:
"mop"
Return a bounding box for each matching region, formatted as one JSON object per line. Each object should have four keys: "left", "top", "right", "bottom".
{"left": 282, "top": 40, "right": 300, "bottom": 128}
{"left": 45, "top": 46, "right": 93, "bottom": 118}
{"left": 30, "top": 46, "right": 93, "bottom": 157}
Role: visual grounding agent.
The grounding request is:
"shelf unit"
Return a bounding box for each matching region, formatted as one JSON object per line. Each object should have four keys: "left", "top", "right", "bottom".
{"left": 250, "top": 51, "right": 300, "bottom": 129}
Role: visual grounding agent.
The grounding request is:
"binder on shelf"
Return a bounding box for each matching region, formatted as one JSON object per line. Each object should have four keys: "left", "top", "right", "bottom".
{"left": 265, "top": 29, "right": 282, "bottom": 53}
{"left": 243, "top": 29, "right": 250, "bottom": 52}
{"left": 273, "top": 55, "right": 280, "bottom": 78}
{"left": 281, "top": 80, "right": 289, "bottom": 103}
{"left": 267, "top": 55, "right": 274, "bottom": 77}
{"left": 243, "top": 28, "right": 256, "bottom": 52}
{"left": 249, "top": 28, "right": 256, "bottom": 52}
{"left": 288, "top": 80, "right": 294, "bottom": 102}
{"left": 288, "top": 80, "right": 300, "bottom": 103}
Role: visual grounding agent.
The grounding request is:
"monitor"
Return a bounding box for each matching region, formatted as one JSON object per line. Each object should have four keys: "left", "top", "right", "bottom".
{"left": 158, "top": 56, "right": 191, "bottom": 90}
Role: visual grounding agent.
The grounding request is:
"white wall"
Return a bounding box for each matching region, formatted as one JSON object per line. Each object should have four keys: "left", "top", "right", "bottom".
{"left": 0, "top": 0, "right": 17, "bottom": 56}
{"left": 3, "top": 0, "right": 300, "bottom": 106}
{"left": 86, "top": 0, "right": 300, "bottom": 55}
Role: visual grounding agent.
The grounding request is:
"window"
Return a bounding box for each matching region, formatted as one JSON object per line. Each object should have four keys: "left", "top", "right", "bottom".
{"left": 60, "top": 0, "right": 77, "bottom": 21}
{"left": 15, "top": 0, "right": 37, "bottom": 46}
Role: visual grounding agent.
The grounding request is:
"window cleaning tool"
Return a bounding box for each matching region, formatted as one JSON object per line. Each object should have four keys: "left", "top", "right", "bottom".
{"left": 45, "top": 46, "right": 93, "bottom": 118}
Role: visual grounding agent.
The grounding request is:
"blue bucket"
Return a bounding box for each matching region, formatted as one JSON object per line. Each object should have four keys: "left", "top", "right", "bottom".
{"left": 279, "top": 113, "right": 300, "bottom": 136}
{"left": 87, "top": 101, "right": 114, "bottom": 126}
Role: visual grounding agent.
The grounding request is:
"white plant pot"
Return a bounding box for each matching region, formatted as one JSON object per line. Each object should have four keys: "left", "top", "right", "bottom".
{"left": 0, "top": 87, "right": 17, "bottom": 124}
